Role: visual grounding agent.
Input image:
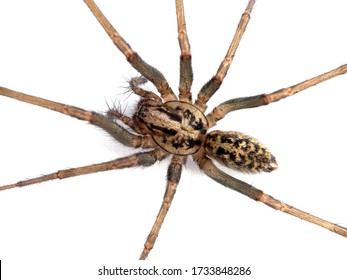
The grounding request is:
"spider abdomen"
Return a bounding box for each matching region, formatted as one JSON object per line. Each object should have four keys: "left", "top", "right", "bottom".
{"left": 204, "top": 130, "right": 277, "bottom": 173}
{"left": 135, "top": 100, "right": 208, "bottom": 155}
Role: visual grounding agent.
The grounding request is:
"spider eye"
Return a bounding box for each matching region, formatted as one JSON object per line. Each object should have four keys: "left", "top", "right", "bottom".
{"left": 204, "top": 130, "right": 278, "bottom": 173}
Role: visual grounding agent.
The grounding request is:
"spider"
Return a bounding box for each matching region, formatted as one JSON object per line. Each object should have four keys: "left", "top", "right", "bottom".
{"left": 0, "top": 1, "right": 342, "bottom": 266}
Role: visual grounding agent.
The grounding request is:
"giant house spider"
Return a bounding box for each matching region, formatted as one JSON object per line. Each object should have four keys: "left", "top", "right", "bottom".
{"left": 0, "top": 0, "right": 347, "bottom": 278}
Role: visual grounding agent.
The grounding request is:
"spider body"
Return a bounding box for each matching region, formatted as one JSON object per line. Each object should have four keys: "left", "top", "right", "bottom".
{"left": 133, "top": 87, "right": 275, "bottom": 171}
{"left": 134, "top": 97, "right": 208, "bottom": 155}
{"left": 1, "top": 0, "right": 347, "bottom": 265}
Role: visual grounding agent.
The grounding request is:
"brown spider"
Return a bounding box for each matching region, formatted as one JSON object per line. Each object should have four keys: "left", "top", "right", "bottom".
{"left": 0, "top": 0, "right": 347, "bottom": 270}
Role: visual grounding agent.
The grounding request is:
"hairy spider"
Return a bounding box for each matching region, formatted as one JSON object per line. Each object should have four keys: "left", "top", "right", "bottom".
{"left": 0, "top": 0, "right": 347, "bottom": 274}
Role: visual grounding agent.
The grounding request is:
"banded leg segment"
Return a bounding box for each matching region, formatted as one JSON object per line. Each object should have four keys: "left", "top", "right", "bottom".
{"left": 140, "top": 155, "right": 187, "bottom": 260}
{"left": 195, "top": 155, "right": 347, "bottom": 238}
{"left": 84, "top": 0, "right": 176, "bottom": 102}
{"left": 176, "top": 0, "right": 193, "bottom": 102}
{"left": 207, "top": 63, "right": 347, "bottom": 128}
{"left": 0, "top": 150, "right": 167, "bottom": 192}
{"left": 0, "top": 87, "right": 155, "bottom": 148}
{"left": 195, "top": 0, "right": 256, "bottom": 112}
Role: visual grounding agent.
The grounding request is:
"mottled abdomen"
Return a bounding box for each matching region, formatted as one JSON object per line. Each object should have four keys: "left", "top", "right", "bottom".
{"left": 204, "top": 130, "right": 277, "bottom": 173}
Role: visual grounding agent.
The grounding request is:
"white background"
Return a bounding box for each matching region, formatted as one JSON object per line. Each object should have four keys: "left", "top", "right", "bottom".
{"left": 0, "top": 0, "right": 347, "bottom": 279}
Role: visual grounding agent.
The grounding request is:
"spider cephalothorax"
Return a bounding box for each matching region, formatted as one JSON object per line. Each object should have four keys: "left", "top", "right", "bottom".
{"left": 0, "top": 0, "right": 347, "bottom": 261}
{"left": 134, "top": 96, "right": 208, "bottom": 155}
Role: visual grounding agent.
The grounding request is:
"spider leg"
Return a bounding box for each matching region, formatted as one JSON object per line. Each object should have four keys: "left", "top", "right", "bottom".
{"left": 206, "top": 63, "right": 347, "bottom": 127}
{"left": 194, "top": 154, "right": 347, "bottom": 238}
{"left": 84, "top": 0, "right": 176, "bottom": 102}
{"left": 140, "top": 155, "right": 187, "bottom": 260}
{"left": 0, "top": 149, "right": 167, "bottom": 192}
{"left": 0, "top": 87, "right": 154, "bottom": 149}
{"left": 176, "top": 0, "right": 193, "bottom": 102}
{"left": 194, "top": 0, "right": 256, "bottom": 112}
